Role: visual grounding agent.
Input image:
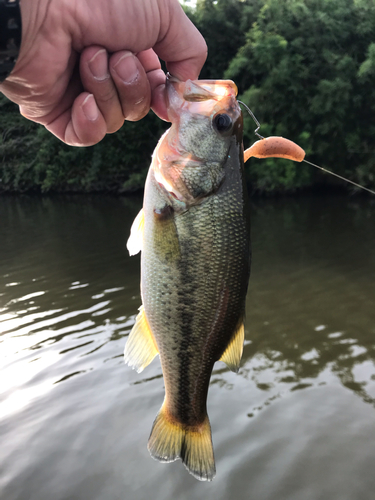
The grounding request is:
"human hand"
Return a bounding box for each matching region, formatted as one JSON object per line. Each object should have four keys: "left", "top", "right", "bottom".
{"left": 0, "top": 0, "right": 207, "bottom": 146}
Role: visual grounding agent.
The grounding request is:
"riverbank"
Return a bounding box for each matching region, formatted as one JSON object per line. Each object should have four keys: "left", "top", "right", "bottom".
{"left": 0, "top": 95, "right": 368, "bottom": 196}
{"left": 2, "top": 0, "right": 375, "bottom": 195}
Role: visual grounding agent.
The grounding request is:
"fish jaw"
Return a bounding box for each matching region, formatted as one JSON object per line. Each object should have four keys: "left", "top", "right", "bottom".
{"left": 151, "top": 76, "right": 243, "bottom": 207}
{"left": 165, "top": 74, "right": 240, "bottom": 133}
{"left": 166, "top": 74, "right": 238, "bottom": 121}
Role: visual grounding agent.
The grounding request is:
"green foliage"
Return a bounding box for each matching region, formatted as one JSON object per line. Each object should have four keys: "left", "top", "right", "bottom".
{"left": 1, "top": 0, "right": 375, "bottom": 194}
{"left": 192, "top": 0, "right": 260, "bottom": 79}
{"left": 222, "top": 0, "right": 375, "bottom": 193}
{"left": 0, "top": 94, "right": 167, "bottom": 193}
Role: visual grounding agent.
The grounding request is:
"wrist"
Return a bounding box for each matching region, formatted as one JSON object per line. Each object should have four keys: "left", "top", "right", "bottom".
{"left": 1, "top": 0, "right": 54, "bottom": 86}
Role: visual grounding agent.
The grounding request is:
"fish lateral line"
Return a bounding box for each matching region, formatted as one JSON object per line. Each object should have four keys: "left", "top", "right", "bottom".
{"left": 125, "top": 76, "right": 250, "bottom": 481}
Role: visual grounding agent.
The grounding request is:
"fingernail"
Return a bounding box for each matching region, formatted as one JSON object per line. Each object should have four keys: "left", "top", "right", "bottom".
{"left": 88, "top": 49, "right": 109, "bottom": 81}
{"left": 82, "top": 94, "right": 99, "bottom": 121}
{"left": 113, "top": 53, "right": 139, "bottom": 83}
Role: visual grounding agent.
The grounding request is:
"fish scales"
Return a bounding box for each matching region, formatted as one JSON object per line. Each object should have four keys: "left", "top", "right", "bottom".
{"left": 144, "top": 152, "right": 249, "bottom": 423}
{"left": 125, "top": 76, "right": 251, "bottom": 481}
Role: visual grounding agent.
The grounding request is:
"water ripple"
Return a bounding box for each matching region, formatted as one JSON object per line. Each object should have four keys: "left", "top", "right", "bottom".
{"left": 1, "top": 194, "right": 375, "bottom": 500}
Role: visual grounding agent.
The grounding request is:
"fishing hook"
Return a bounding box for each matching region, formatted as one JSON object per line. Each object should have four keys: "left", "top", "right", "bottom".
{"left": 237, "top": 100, "right": 264, "bottom": 139}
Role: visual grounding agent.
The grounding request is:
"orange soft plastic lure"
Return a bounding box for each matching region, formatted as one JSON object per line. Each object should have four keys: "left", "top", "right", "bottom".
{"left": 244, "top": 136, "right": 305, "bottom": 163}
{"left": 240, "top": 98, "right": 375, "bottom": 194}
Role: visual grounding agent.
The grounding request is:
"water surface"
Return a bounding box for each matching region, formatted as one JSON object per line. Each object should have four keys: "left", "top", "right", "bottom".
{"left": 1, "top": 194, "right": 375, "bottom": 500}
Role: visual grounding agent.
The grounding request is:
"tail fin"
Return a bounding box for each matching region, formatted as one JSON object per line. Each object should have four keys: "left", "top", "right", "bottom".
{"left": 147, "top": 403, "right": 216, "bottom": 481}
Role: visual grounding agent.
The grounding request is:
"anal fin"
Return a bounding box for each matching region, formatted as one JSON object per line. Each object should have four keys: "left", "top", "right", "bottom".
{"left": 124, "top": 305, "right": 158, "bottom": 373}
{"left": 219, "top": 322, "right": 245, "bottom": 373}
{"left": 127, "top": 208, "right": 144, "bottom": 256}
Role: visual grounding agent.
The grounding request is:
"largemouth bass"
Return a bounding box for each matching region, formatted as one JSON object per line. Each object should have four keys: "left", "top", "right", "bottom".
{"left": 125, "top": 75, "right": 251, "bottom": 481}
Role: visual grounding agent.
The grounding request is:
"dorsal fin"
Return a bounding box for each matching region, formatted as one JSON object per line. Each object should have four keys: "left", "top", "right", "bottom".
{"left": 127, "top": 208, "right": 145, "bottom": 256}
{"left": 124, "top": 305, "right": 159, "bottom": 373}
{"left": 219, "top": 322, "right": 245, "bottom": 373}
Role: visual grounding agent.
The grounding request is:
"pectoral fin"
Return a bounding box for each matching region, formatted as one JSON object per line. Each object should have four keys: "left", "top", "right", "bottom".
{"left": 127, "top": 208, "right": 145, "bottom": 256}
{"left": 219, "top": 322, "right": 245, "bottom": 373}
{"left": 124, "top": 305, "right": 159, "bottom": 373}
{"left": 153, "top": 207, "right": 180, "bottom": 263}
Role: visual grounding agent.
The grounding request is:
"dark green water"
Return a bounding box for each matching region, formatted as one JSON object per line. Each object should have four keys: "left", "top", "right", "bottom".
{"left": 1, "top": 194, "right": 375, "bottom": 500}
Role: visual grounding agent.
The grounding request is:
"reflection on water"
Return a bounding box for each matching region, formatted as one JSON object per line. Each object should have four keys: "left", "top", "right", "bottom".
{"left": 0, "top": 194, "right": 375, "bottom": 500}
{"left": 244, "top": 196, "right": 375, "bottom": 415}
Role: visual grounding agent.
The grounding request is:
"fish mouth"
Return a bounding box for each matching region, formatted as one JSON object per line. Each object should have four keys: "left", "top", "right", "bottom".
{"left": 166, "top": 73, "right": 238, "bottom": 99}
{"left": 166, "top": 73, "right": 240, "bottom": 123}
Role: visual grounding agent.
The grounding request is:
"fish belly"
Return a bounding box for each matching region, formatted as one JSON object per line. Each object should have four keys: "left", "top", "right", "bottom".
{"left": 140, "top": 141, "right": 250, "bottom": 480}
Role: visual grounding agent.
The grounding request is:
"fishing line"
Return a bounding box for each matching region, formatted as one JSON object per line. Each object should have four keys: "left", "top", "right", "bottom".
{"left": 238, "top": 100, "right": 375, "bottom": 195}
{"left": 302, "top": 159, "right": 375, "bottom": 195}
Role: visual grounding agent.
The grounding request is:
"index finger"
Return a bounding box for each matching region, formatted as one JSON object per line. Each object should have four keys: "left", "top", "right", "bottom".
{"left": 153, "top": 0, "right": 207, "bottom": 81}
{"left": 136, "top": 49, "right": 168, "bottom": 121}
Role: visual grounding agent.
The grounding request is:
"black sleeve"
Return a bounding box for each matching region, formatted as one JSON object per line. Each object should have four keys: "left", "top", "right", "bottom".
{"left": 0, "top": 0, "right": 22, "bottom": 82}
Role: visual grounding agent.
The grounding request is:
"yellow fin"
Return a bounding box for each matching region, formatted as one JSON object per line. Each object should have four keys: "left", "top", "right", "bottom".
{"left": 153, "top": 209, "right": 180, "bottom": 263}
{"left": 219, "top": 322, "right": 244, "bottom": 373}
{"left": 124, "top": 305, "right": 158, "bottom": 373}
{"left": 148, "top": 403, "right": 216, "bottom": 481}
{"left": 127, "top": 208, "right": 144, "bottom": 256}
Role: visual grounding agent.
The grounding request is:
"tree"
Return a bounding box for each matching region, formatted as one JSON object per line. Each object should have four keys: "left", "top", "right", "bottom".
{"left": 2, "top": 0, "right": 375, "bottom": 194}
{"left": 224, "top": 0, "right": 375, "bottom": 192}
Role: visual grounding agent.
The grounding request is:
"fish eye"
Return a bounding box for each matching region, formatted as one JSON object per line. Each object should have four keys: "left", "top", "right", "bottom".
{"left": 213, "top": 113, "right": 233, "bottom": 134}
